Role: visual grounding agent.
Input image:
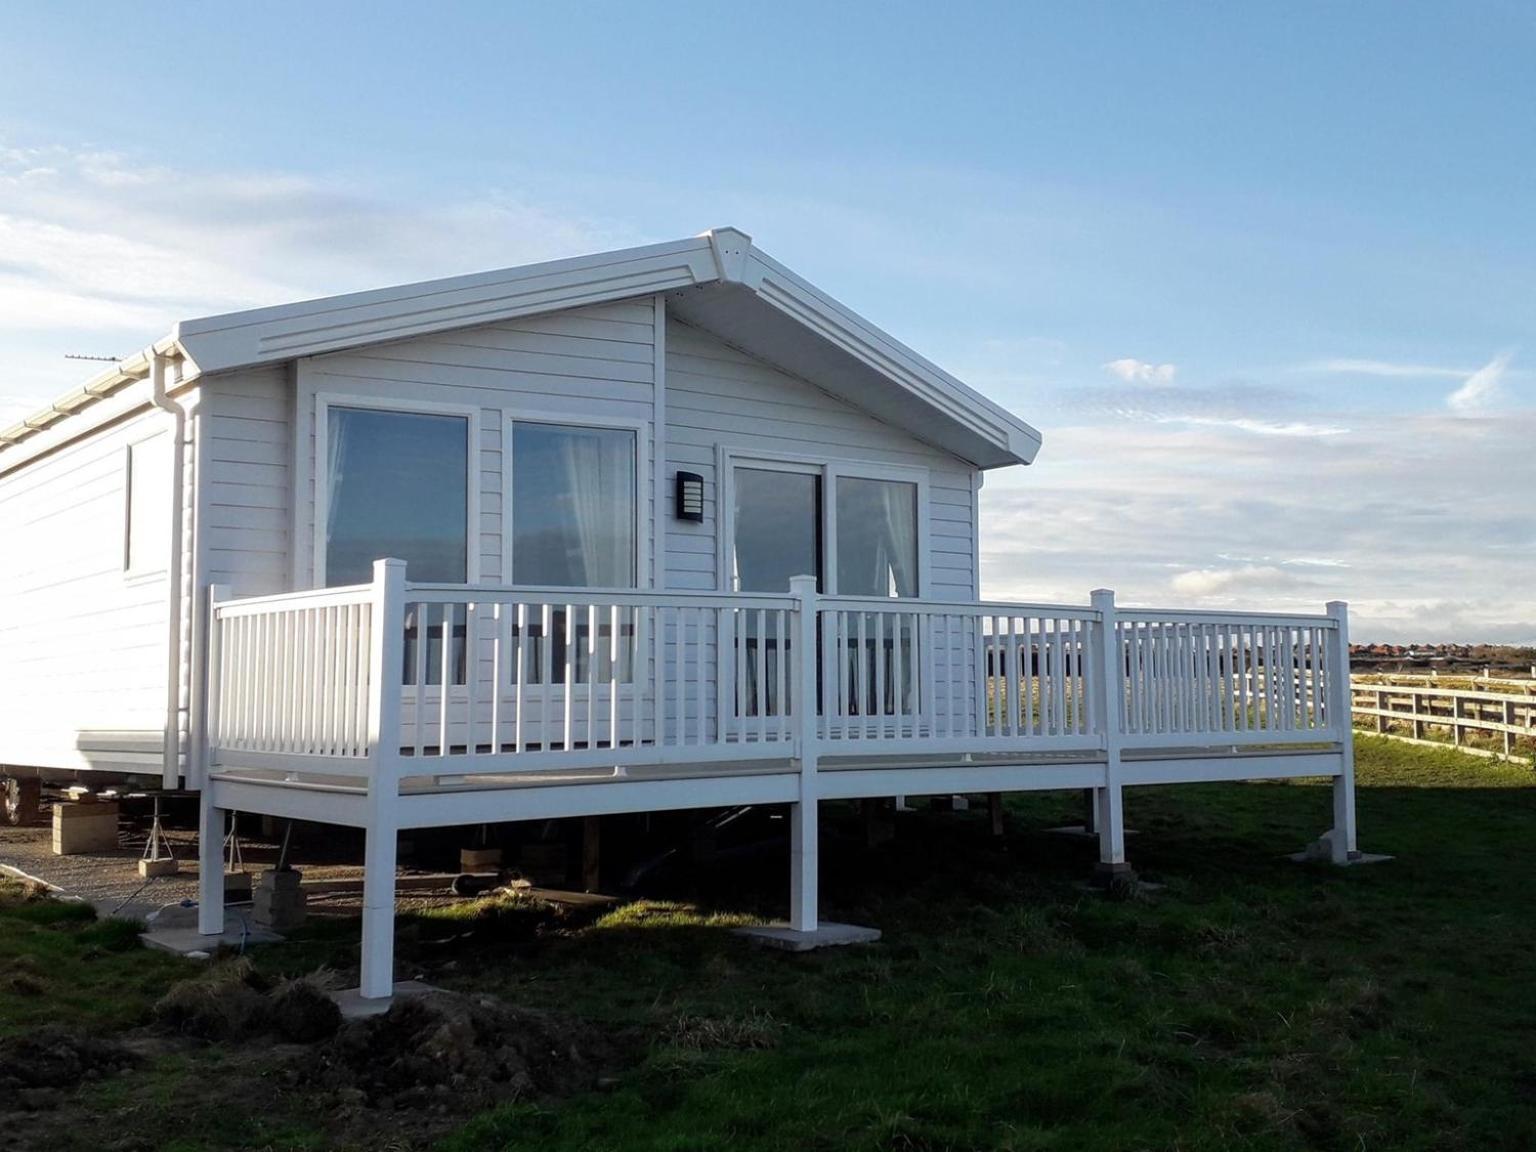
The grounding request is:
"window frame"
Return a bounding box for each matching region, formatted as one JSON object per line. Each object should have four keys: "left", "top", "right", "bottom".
{"left": 123, "top": 430, "right": 173, "bottom": 581}
{"left": 718, "top": 447, "right": 931, "bottom": 598}
{"left": 503, "top": 411, "right": 650, "bottom": 590}
{"left": 313, "top": 393, "right": 482, "bottom": 588}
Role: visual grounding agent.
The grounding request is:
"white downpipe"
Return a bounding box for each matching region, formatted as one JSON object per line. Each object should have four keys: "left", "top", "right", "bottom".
{"left": 147, "top": 350, "right": 189, "bottom": 790}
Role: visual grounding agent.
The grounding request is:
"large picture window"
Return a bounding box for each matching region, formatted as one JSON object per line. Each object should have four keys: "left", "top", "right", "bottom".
{"left": 322, "top": 405, "right": 470, "bottom": 586}
{"left": 511, "top": 421, "right": 637, "bottom": 588}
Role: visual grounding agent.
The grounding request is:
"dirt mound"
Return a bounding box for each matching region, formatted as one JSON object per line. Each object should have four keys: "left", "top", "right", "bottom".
{"left": 153, "top": 959, "right": 341, "bottom": 1043}
{"left": 0, "top": 1027, "right": 139, "bottom": 1110}
{"left": 309, "top": 992, "right": 628, "bottom": 1113}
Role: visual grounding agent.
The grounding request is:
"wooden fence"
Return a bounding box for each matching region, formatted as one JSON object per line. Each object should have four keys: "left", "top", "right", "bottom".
{"left": 1351, "top": 678, "right": 1536, "bottom": 761}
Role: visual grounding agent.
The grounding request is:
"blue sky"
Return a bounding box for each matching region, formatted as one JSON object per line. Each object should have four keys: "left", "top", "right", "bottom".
{"left": 2, "top": 2, "right": 1532, "bottom": 641}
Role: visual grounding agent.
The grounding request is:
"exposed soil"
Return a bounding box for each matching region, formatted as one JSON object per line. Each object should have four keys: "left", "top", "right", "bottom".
{"left": 0, "top": 1026, "right": 141, "bottom": 1106}
{"left": 301, "top": 992, "right": 631, "bottom": 1135}
{"left": 2, "top": 961, "right": 633, "bottom": 1152}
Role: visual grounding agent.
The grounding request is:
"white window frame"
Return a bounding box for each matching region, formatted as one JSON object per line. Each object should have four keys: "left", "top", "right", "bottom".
{"left": 718, "top": 447, "right": 931, "bottom": 598}
{"left": 503, "top": 411, "right": 650, "bottom": 590}
{"left": 123, "top": 430, "right": 173, "bottom": 581}
{"left": 313, "top": 393, "right": 482, "bottom": 587}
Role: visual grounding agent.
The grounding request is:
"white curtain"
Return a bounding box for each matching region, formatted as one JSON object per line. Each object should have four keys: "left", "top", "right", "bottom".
{"left": 559, "top": 428, "right": 609, "bottom": 586}
{"left": 879, "top": 481, "right": 918, "bottom": 597}
{"left": 325, "top": 408, "right": 351, "bottom": 562}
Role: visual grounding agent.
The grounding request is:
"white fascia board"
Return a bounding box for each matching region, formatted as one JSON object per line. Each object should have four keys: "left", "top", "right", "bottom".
{"left": 711, "top": 235, "right": 1041, "bottom": 468}
{"left": 176, "top": 236, "right": 721, "bottom": 372}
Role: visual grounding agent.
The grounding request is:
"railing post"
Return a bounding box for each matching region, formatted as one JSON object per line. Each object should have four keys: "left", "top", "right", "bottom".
{"left": 1090, "top": 589, "right": 1129, "bottom": 877}
{"left": 197, "top": 584, "right": 232, "bottom": 937}
{"left": 1326, "top": 601, "right": 1358, "bottom": 863}
{"left": 789, "top": 574, "right": 820, "bottom": 932}
{"left": 361, "top": 558, "right": 407, "bottom": 999}
{"left": 199, "top": 584, "right": 231, "bottom": 786}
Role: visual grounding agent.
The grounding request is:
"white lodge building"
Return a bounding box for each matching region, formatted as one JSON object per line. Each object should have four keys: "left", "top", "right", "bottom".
{"left": 0, "top": 229, "right": 1360, "bottom": 996}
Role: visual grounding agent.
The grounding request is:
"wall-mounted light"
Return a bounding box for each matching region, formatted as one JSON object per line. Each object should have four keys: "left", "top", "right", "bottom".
{"left": 675, "top": 471, "right": 704, "bottom": 522}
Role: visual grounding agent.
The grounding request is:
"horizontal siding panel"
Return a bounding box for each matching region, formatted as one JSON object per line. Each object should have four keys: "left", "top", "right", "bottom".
{"left": 664, "top": 316, "right": 977, "bottom": 599}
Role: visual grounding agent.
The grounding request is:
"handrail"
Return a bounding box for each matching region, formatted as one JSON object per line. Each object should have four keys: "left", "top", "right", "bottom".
{"left": 206, "top": 565, "right": 1354, "bottom": 782}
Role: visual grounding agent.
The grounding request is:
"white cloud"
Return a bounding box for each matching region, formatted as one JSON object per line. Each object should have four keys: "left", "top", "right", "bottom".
{"left": 1171, "top": 565, "right": 1294, "bottom": 597}
{"left": 0, "top": 143, "right": 637, "bottom": 407}
{"left": 1447, "top": 350, "right": 1515, "bottom": 413}
{"left": 1103, "top": 358, "right": 1176, "bottom": 384}
{"left": 979, "top": 411, "right": 1536, "bottom": 644}
{"left": 1302, "top": 358, "right": 1471, "bottom": 379}
{"left": 1166, "top": 416, "right": 1350, "bottom": 437}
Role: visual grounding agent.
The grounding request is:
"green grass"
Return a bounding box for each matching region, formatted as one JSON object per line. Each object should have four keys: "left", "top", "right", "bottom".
{"left": 0, "top": 880, "right": 192, "bottom": 1037}
{"left": 431, "top": 739, "right": 1536, "bottom": 1152}
{"left": 6, "top": 736, "right": 1536, "bottom": 1151}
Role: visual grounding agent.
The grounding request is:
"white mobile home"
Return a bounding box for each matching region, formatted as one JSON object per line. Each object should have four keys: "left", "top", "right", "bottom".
{"left": 0, "top": 228, "right": 1359, "bottom": 996}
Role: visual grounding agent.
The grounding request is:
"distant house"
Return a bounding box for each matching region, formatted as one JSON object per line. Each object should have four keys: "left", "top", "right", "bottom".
{"left": 0, "top": 228, "right": 1359, "bottom": 997}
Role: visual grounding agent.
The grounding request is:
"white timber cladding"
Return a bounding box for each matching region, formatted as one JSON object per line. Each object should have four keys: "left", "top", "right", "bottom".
{"left": 0, "top": 404, "right": 180, "bottom": 772}
{"left": 662, "top": 316, "right": 979, "bottom": 597}
{"left": 288, "top": 299, "right": 659, "bottom": 589}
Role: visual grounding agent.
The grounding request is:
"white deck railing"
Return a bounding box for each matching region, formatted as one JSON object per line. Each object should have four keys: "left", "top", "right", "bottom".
{"left": 205, "top": 561, "right": 1349, "bottom": 785}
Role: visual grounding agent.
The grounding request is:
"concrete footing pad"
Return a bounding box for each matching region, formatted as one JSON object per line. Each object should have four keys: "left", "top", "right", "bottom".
{"left": 330, "top": 980, "right": 441, "bottom": 1019}
{"left": 1044, "top": 824, "right": 1138, "bottom": 841}
{"left": 733, "top": 922, "right": 881, "bottom": 952}
{"left": 1287, "top": 850, "right": 1394, "bottom": 866}
{"left": 141, "top": 908, "right": 282, "bottom": 956}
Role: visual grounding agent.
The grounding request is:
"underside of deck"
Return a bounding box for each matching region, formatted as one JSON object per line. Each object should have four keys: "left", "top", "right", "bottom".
{"left": 205, "top": 743, "right": 1345, "bottom": 830}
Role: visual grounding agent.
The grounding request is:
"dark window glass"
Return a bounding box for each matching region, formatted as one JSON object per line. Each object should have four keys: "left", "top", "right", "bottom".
{"left": 324, "top": 407, "right": 468, "bottom": 586}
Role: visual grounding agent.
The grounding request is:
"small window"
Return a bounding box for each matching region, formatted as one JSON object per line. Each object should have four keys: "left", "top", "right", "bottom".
{"left": 125, "top": 434, "right": 172, "bottom": 576}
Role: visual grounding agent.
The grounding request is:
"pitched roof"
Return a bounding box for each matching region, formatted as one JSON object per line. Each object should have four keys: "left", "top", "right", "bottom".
{"left": 2, "top": 228, "right": 1041, "bottom": 469}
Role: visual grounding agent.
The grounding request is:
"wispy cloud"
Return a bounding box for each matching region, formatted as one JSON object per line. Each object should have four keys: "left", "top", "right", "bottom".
{"left": 0, "top": 143, "right": 635, "bottom": 404}
{"left": 1056, "top": 381, "right": 1346, "bottom": 437}
{"left": 1166, "top": 416, "right": 1349, "bottom": 437}
{"left": 1447, "top": 350, "right": 1515, "bottom": 413}
{"left": 1103, "top": 357, "right": 1176, "bottom": 384}
{"left": 1171, "top": 565, "right": 1296, "bottom": 596}
{"left": 979, "top": 411, "right": 1536, "bottom": 643}
{"left": 1300, "top": 358, "right": 1471, "bottom": 379}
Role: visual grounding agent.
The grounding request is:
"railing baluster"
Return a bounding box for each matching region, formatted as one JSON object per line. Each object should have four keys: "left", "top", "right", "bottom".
{"left": 586, "top": 602, "right": 598, "bottom": 750}
{"left": 775, "top": 608, "right": 788, "bottom": 741}
{"left": 609, "top": 603, "right": 621, "bottom": 750}
{"left": 695, "top": 608, "right": 707, "bottom": 747}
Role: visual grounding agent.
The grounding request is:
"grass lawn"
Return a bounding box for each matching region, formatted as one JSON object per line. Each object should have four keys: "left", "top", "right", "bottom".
{"left": 4, "top": 736, "right": 1536, "bottom": 1151}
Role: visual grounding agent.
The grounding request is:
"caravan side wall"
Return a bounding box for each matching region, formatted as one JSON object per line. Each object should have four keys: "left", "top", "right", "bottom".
{"left": 0, "top": 402, "right": 183, "bottom": 775}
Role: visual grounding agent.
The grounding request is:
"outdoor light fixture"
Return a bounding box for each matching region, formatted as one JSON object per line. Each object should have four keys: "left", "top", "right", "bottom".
{"left": 675, "top": 471, "right": 704, "bottom": 521}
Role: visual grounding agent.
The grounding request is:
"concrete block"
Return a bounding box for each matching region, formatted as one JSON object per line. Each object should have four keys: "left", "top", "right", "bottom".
{"left": 224, "top": 871, "right": 253, "bottom": 900}
{"left": 138, "top": 856, "right": 179, "bottom": 878}
{"left": 330, "top": 980, "right": 440, "bottom": 1019}
{"left": 52, "top": 801, "right": 120, "bottom": 855}
{"left": 459, "top": 847, "right": 503, "bottom": 871}
{"left": 252, "top": 868, "right": 307, "bottom": 930}
{"left": 733, "top": 922, "right": 882, "bottom": 952}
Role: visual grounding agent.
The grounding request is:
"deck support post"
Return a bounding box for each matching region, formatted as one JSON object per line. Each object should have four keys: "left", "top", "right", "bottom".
{"left": 1083, "top": 788, "right": 1102, "bottom": 835}
{"left": 789, "top": 575, "right": 820, "bottom": 932}
{"left": 360, "top": 559, "right": 407, "bottom": 1000}
{"left": 1091, "top": 590, "right": 1131, "bottom": 880}
{"left": 1327, "top": 601, "right": 1358, "bottom": 863}
{"left": 197, "top": 797, "right": 226, "bottom": 935}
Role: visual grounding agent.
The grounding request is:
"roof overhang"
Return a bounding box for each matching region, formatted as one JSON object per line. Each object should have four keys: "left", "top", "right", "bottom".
{"left": 4, "top": 229, "right": 1041, "bottom": 470}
